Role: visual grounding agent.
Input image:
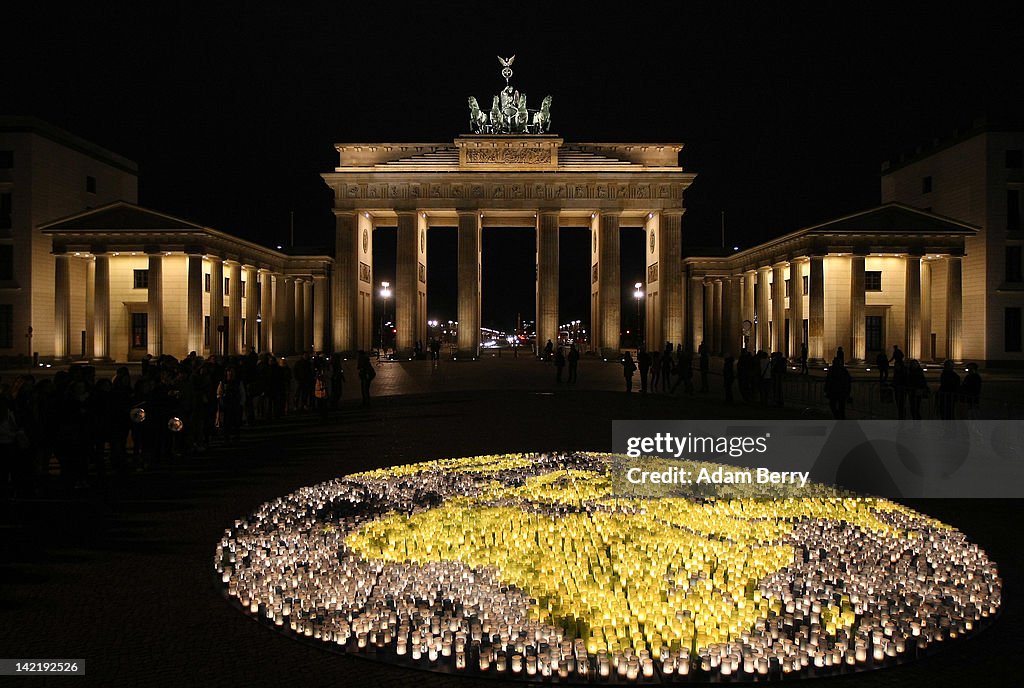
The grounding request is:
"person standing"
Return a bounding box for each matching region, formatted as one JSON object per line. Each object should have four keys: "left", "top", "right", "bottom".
{"left": 637, "top": 347, "right": 651, "bottom": 394}
{"left": 216, "top": 366, "right": 246, "bottom": 445}
{"left": 622, "top": 352, "right": 637, "bottom": 393}
{"left": 961, "top": 362, "right": 982, "bottom": 419}
{"left": 357, "top": 350, "right": 375, "bottom": 408}
{"left": 835, "top": 346, "right": 845, "bottom": 367}
{"left": 567, "top": 344, "right": 580, "bottom": 383}
{"left": 824, "top": 357, "right": 852, "bottom": 419}
{"left": 329, "top": 353, "right": 345, "bottom": 411}
{"left": 554, "top": 347, "right": 566, "bottom": 383}
{"left": 875, "top": 350, "right": 890, "bottom": 385}
{"left": 649, "top": 350, "right": 661, "bottom": 392}
{"left": 660, "top": 344, "right": 674, "bottom": 393}
{"left": 907, "top": 359, "right": 929, "bottom": 420}
{"left": 890, "top": 344, "right": 905, "bottom": 367}
{"left": 722, "top": 354, "right": 735, "bottom": 404}
{"left": 938, "top": 359, "right": 961, "bottom": 420}
{"left": 543, "top": 339, "right": 554, "bottom": 361}
{"left": 799, "top": 342, "right": 809, "bottom": 375}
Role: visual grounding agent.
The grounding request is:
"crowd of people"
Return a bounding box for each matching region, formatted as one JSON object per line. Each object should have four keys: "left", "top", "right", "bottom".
{"left": 824, "top": 345, "right": 981, "bottom": 420}
{"left": 0, "top": 348, "right": 362, "bottom": 500}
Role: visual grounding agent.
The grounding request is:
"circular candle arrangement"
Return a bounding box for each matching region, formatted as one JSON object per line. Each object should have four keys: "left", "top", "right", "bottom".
{"left": 215, "top": 453, "right": 1001, "bottom": 682}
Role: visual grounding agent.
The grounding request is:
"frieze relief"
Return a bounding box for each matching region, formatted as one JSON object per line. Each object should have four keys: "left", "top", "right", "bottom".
{"left": 464, "top": 148, "right": 551, "bottom": 164}
{"left": 336, "top": 181, "right": 682, "bottom": 203}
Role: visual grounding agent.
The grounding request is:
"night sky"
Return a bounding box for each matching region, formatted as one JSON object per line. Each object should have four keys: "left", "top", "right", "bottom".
{"left": 8, "top": 3, "right": 1024, "bottom": 332}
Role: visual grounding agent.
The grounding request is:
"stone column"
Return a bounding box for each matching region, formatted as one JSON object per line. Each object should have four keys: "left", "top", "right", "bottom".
{"left": 712, "top": 279, "right": 723, "bottom": 354}
{"left": 723, "top": 276, "right": 742, "bottom": 357}
{"left": 227, "top": 261, "right": 242, "bottom": 355}
{"left": 303, "top": 279, "right": 313, "bottom": 353}
{"left": 259, "top": 269, "right": 273, "bottom": 353}
{"left": 771, "top": 264, "right": 786, "bottom": 354}
{"left": 395, "top": 210, "right": 419, "bottom": 357}
{"left": 293, "top": 277, "right": 305, "bottom": 354}
{"left": 85, "top": 258, "right": 95, "bottom": 359}
{"left": 93, "top": 253, "right": 111, "bottom": 361}
{"left": 660, "top": 210, "right": 685, "bottom": 346}
{"left": 920, "top": 259, "right": 932, "bottom": 361}
{"left": 244, "top": 266, "right": 258, "bottom": 351}
{"left": 536, "top": 210, "right": 560, "bottom": 356}
{"left": 688, "top": 275, "right": 704, "bottom": 352}
{"left": 850, "top": 253, "right": 866, "bottom": 362}
{"left": 273, "top": 273, "right": 289, "bottom": 354}
{"left": 742, "top": 271, "right": 755, "bottom": 351}
{"left": 703, "top": 280, "right": 714, "bottom": 352}
{"left": 756, "top": 266, "right": 770, "bottom": 352}
{"left": 145, "top": 252, "right": 163, "bottom": 357}
{"left": 808, "top": 255, "right": 826, "bottom": 362}
{"left": 333, "top": 211, "right": 358, "bottom": 354}
{"left": 946, "top": 256, "right": 963, "bottom": 361}
{"left": 790, "top": 258, "right": 805, "bottom": 357}
{"left": 598, "top": 212, "right": 621, "bottom": 355}
{"left": 285, "top": 277, "right": 297, "bottom": 355}
{"left": 187, "top": 254, "right": 204, "bottom": 354}
{"left": 905, "top": 253, "right": 922, "bottom": 360}
{"left": 208, "top": 257, "right": 224, "bottom": 357}
{"left": 313, "top": 274, "right": 328, "bottom": 353}
{"left": 53, "top": 253, "right": 71, "bottom": 361}
{"left": 457, "top": 211, "right": 481, "bottom": 358}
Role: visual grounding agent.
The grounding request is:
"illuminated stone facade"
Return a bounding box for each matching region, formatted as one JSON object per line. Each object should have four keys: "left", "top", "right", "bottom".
{"left": 881, "top": 124, "right": 1024, "bottom": 366}
{"left": 322, "top": 139, "right": 696, "bottom": 358}
{"left": 40, "top": 203, "right": 331, "bottom": 362}
{"left": 683, "top": 205, "right": 974, "bottom": 363}
{"left": 0, "top": 117, "right": 138, "bottom": 359}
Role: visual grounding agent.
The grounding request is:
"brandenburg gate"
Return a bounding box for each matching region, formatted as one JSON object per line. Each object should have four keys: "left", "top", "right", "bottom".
{"left": 323, "top": 58, "right": 695, "bottom": 358}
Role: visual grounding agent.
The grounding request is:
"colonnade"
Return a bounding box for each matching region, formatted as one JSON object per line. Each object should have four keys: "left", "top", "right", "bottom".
{"left": 688, "top": 252, "right": 963, "bottom": 363}
{"left": 332, "top": 208, "right": 686, "bottom": 359}
{"left": 53, "top": 248, "right": 328, "bottom": 362}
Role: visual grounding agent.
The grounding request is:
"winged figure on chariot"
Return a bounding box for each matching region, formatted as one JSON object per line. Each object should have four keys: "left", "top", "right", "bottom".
{"left": 468, "top": 55, "right": 552, "bottom": 135}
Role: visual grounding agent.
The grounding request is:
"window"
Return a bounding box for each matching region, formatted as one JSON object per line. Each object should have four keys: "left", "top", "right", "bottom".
{"left": 0, "top": 304, "right": 12, "bottom": 348}
{"left": 0, "top": 192, "right": 11, "bottom": 229}
{"left": 131, "top": 312, "right": 148, "bottom": 349}
{"left": 784, "top": 278, "right": 791, "bottom": 298}
{"left": 1006, "top": 307, "right": 1022, "bottom": 352}
{"left": 204, "top": 273, "right": 211, "bottom": 292}
{"left": 1009, "top": 190, "right": 1021, "bottom": 232}
{"left": 133, "top": 269, "right": 149, "bottom": 289}
{"left": 224, "top": 277, "right": 230, "bottom": 296}
{"left": 0, "top": 151, "right": 12, "bottom": 168}
{"left": 1007, "top": 150, "right": 1023, "bottom": 169}
{"left": 802, "top": 275, "right": 809, "bottom": 295}
{"left": 204, "top": 315, "right": 211, "bottom": 347}
{"left": 922, "top": 176, "right": 933, "bottom": 194}
{"left": 86, "top": 175, "right": 96, "bottom": 194}
{"left": 0, "top": 245, "right": 12, "bottom": 281}
{"left": 240, "top": 279, "right": 246, "bottom": 298}
{"left": 1007, "top": 246, "right": 1023, "bottom": 283}
{"left": 865, "top": 271, "right": 882, "bottom": 291}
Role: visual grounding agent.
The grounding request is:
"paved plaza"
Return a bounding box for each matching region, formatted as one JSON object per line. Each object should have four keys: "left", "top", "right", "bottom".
{"left": 0, "top": 358, "right": 1019, "bottom": 687}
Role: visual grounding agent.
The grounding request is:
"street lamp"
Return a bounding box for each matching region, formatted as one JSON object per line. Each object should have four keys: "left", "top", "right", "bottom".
{"left": 634, "top": 282, "right": 644, "bottom": 348}
{"left": 379, "top": 281, "right": 391, "bottom": 360}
